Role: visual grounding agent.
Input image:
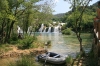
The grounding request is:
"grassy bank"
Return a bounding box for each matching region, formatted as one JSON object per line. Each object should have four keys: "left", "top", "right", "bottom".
{"left": 0, "top": 35, "right": 45, "bottom": 52}
{"left": 8, "top": 55, "right": 41, "bottom": 66}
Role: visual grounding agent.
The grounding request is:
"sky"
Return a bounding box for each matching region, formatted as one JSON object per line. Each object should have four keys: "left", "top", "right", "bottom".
{"left": 53, "top": 0, "right": 98, "bottom": 14}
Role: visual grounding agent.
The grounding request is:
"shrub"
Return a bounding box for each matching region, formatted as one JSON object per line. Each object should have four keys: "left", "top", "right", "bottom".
{"left": 18, "top": 36, "right": 37, "bottom": 49}
{"left": 61, "top": 24, "right": 67, "bottom": 31}
{"left": 11, "top": 34, "right": 18, "bottom": 41}
{"left": 8, "top": 33, "right": 18, "bottom": 44}
{"left": 62, "top": 28, "right": 72, "bottom": 35}
{"left": 44, "top": 40, "right": 51, "bottom": 47}
{"left": 31, "top": 41, "right": 44, "bottom": 48}
{"left": 47, "top": 40, "right": 51, "bottom": 46}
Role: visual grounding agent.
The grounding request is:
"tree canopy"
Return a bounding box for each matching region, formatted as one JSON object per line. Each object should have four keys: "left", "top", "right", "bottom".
{"left": 53, "top": 0, "right": 97, "bottom": 32}
{"left": 0, "top": 0, "right": 54, "bottom": 43}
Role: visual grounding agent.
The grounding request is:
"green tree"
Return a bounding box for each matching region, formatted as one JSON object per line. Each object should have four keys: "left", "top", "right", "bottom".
{"left": 37, "top": 0, "right": 54, "bottom": 25}
{"left": 0, "top": 0, "right": 55, "bottom": 43}
{"left": 65, "top": 0, "right": 92, "bottom": 54}
{"left": 0, "top": 0, "right": 40, "bottom": 43}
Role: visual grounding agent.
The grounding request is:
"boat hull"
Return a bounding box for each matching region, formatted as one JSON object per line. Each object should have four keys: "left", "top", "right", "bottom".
{"left": 37, "top": 52, "right": 68, "bottom": 64}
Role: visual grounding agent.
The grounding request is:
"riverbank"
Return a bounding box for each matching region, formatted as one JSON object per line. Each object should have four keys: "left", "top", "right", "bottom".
{"left": 0, "top": 45, "right": 46, "bottom": 59}
{"left": 0, "top": 33, "right": 94, "bottom": 66}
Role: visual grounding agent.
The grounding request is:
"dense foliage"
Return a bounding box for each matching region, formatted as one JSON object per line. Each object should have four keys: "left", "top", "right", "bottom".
{"left": 53, "top": 1, "right": 98, "bottom": 33}
{"left": 66, "top": 5, "right": 96, "bottom": 32}
{"left": 62, "top": 28, "right": 72, "bottom": 35}
{"left": 0, "top": 0, "right": 54, "bottom": 43}
{"left": 18, "top": 35, "right": 37, "bottom": 49}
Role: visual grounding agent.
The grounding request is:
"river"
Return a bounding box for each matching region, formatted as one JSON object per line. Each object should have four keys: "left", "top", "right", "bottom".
{"left": 37, "top": 32, "right": 92, "bottom": 58}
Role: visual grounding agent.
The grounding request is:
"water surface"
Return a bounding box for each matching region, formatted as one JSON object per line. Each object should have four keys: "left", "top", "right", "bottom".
{"left": 37, "top": 32, "right": 92, "bottom": 58}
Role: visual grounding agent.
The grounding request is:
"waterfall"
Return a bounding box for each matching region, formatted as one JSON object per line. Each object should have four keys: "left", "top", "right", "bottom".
{"left": 27, "top": 27, "right": 30, "bottom": 33}
{"left": 54, "top": 26, "right": 59, "bottom": 33}
{"left": 38, "top": 23, "right": 61, "bottom": 33}
{"left": 39, "top": 24, "right": 44, "bottom": 32}
{"left": 27, "top": 26, "right": 32, "bottom": 34}
{"left": 47, "top": 27, "right": 51, "bottom": 33}
{"left": 43, "top": 27, "right": 46, "bottom": 32}
{"left": 17, "top": 26, "right": 23, "bottom": 34}
{"left": 17, "top": 26, "right": 20, "bottom": 33}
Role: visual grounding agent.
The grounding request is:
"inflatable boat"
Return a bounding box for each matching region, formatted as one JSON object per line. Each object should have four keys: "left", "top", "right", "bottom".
{"left": 37, "top": 52, "right": 68, "bottom": 64}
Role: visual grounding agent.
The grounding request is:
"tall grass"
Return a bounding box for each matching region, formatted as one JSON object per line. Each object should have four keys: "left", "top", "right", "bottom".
{"left": 0, "top": 44, "right": 12, "bottom": 54}
{"left": 8, "top": 55, "right": 40, "bottom": 66}
{"left": 66, "top": 56, "right": 73, "bottom": 66}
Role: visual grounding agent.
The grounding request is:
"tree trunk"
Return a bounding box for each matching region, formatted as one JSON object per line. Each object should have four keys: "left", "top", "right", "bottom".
{"left": 8, "top": 21, "right": 15, "bottom": 39}
{"left": 0, "top": 18, "right": 6, "bottom": 43}
{"left": 4, "top": 19, "right": 10, "bottom": 42}
{"left": 0, "top": 21, "right": 4, "bottom": 43}
{"left": 79, "top": 38, "right": 83, "bottom": 52}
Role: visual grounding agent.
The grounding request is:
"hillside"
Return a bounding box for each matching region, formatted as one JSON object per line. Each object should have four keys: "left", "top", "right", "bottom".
{"left": 52, "top": 1, "right": 98, "bottom": 22}
{"left": 52, "top": 13, "right": 66, "bottom": 22}
{"left": 53, "top": 13, "right": 65, "bottom": 18}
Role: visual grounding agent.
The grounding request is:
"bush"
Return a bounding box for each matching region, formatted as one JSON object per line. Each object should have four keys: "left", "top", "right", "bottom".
{"left": 31, "top": 41, "right": 44, "bottom": 48}
{"left": 46, "top": 40, "right": 51, "bottom": 46}
{"left": 8, "top": 33, "right": 18, "bottom": 44}
{"left": 61, "top": 24, "right": 67, "bottom": 31}
{"left": 62, "top": 28, "right": 72, "bottom": 35}
{"left": 11, "top": 34, "right": 18, "bottom": 41}
{"left": 18, "top": 36, "right": 37, "bottom": 49}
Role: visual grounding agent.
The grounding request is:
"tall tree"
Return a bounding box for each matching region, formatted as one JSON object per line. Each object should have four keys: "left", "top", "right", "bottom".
{"left": 65, "top": 0, "right": 92, "bottom": 54}
{"left": 0, "top": 0, "right": 40, "bottom": 43}
{"left": 0, "top": 0, "right": 55, "bottom": 43}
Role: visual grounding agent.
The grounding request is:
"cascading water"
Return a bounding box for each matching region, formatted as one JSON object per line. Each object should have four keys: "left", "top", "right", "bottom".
{"left": 43, "top": 27, "right": 46, "bottom": 32}
{"left": 17, "top": 26, "right": 20, "bottom": 33}
{"left": 47, "top": 27, "right": 51, "bottom": 33}
{"left": 54, "top": 26, "right": 59, "bottom": 33}
{"left": 17, "top": 26, "right": 23, "bottom": 34}
{"left": 39, "top": 24, "right": 44, "bottom": 32}
{"left": 38, "top": 23, "right": 61, "bottom": 33}
{"left": 27, "top": 26, "right": 32, "bottom": 34}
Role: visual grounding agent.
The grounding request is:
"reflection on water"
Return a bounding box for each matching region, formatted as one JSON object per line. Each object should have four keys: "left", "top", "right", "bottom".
{"left": 37, "top": 32, "right": 92, "bottom": 58}
{"left": 38, "top": 32, "right": 80, "bottom": 58}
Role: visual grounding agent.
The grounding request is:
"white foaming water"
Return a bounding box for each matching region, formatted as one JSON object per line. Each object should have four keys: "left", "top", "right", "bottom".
{"left": 39, "top": 24, "right": 44, "bottom": 32}
{"left": 47, "top": 27, "right": 51, "bottom": 33}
